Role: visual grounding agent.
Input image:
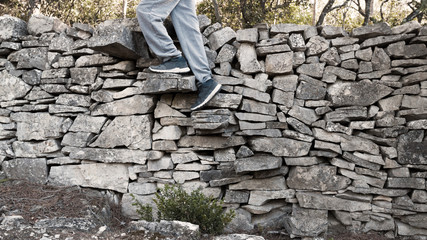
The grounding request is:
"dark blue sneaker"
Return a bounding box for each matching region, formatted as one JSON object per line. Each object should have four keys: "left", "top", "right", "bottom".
{"left": 190, "top": 79, "right": 222, "bottom": 111}
{"left": 149, "top": 56, "right": 190, "bottom": 73}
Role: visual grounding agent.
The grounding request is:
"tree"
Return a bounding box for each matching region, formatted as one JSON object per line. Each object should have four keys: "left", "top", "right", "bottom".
{"left": 402, "top": 0, "right": 427, "bottom": 23}
{"left": 197, "top": 0, "right": 312, "bottom": 30}
{"left": 316, "top": 0, "right": 351, "bottom": 26}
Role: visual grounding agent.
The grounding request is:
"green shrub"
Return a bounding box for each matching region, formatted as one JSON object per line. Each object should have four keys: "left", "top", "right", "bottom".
{"left": 132, "top": 184, "right": 235, "bottom": 235}
{"left": 130, "top": 193, "right": 154, "bottom": 222}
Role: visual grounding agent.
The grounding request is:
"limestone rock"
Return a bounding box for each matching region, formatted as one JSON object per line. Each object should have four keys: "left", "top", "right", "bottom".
{"left": 7, "top": 47, "right": 49, "bottom": 70}
{"left": 128, "top": 220, "right": 200, "bottom": 240}
{"left": 178, "top": 136, "right": 246, "bottom": 150}
{"left": 13, "top": 140, "right": 61, "bottom": 158}
{"left": 237, "top": 43, "right": 262, "bottom": 74}
{"left": 265, "top": 52, "right": 293, "bottom": 75}
{"left": 0, "top": 15, "right": 28, "bottom": 40}
{"left": 248, "top": 189, "right": 295, "bottom": 206}
{"left": 64, "top": 146, "right": 158, "bottom": 164}
{"left": 68, "top": 114, "right": 107, "bottom": 134}
{"left": 0, "top": 70, "right": 32, "bottom": 101}
{"left": 11, "top": 112, "right": 69, "bottom": 141}
{"left": 284, "top": 204, "right": 328, "bottom": 237}
{"left": 351, "top": 22, "right": 392, "bottom": 39}
{"left": 235, "top": 154, "right": 282, "bottom": 173}
{"left": 249, "top": 137, "right": 311, "bottom": 157}
{"left": 90, "top": 115, "right": 152, "bottom": 150}
{"left": 2, "top": 158, "right": 48, "bottom": 184}
{"left": 287, "top": 166, "right": 351, "bottom": 191}
{"left": 209, "top": 27, "right": 236, "bottom": 51}
{"left": 138, "top": 73, "right": 197, "bottom": 94}
{"left": 397, "top": 130, "right": 427, "bottom": 165}
{"left": 88, "top": 19, "right": 149, "bottom": 59}
{"left": 328, "top": 80, "right": 393, "bottom": 107}
{"left": 296, "top": 191, "right": 372, "bottom": 212}
{"left": 92, "top": 95, "right": 155, "bottom": 116}
{"left": 191, "top": 109, "right": 233, "bottom": 130}
{"left": 49, "top": 163, "right": 128, "bottom": 193}
{"left": 229, "top": 176, "right": 287, "bottom": 191}
{"left": 236, "top": 28, "right": 258, "bottom": 43}
{"left": 306, "top": 36, "right": 330, "bottom": 56}
{"left": 27, "top": 13, "right": 67, "bottom": 36}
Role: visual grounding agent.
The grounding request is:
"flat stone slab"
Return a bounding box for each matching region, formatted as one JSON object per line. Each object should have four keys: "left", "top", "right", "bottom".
{"left": 328, "top": 80, "right": 393, "bottom": 107}
{"left": 63, "top": 146, "right": 162, "bottom": 164}
{"left": 2, "top": 158, "right": 48, "bottom": 184}
{"left": 49, "top": 163, "right": 128, "bottom": 193}
{"left": 87, "top": 19, "right": 149, "bottom": 59}
{"left": 137, "top": 72, "right": 197, "bottom": 93}
{"left": 296, "top": 191, "right": 372, "bottom": 212}
{"left": 249, "top": 137, "right": 312, "bottom": 157}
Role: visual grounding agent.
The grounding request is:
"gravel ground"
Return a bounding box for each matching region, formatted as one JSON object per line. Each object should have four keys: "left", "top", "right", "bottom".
{"left": 0, "top": 180, "right": 402, "bottom": 240}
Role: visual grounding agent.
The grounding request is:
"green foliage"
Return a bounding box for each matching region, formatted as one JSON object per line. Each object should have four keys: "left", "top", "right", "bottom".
{"left": 0, "top": 0, "right": 131, "bottom": 25}
{"left": 154, "top": 184, "right": 235, "bottom": 235}
{"left": 130, "top": 193, "right": 154, "bottom": 222}
{"left": 197, "top": 0, "right": 311, "bottom": 30}
{"left": 132, "top": 184, "right": 235, "bottom": 235}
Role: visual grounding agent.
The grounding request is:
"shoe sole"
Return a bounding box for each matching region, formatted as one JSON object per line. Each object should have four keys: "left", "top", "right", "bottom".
{"left": 149, "top": 66, "right": 191, "bottom": 74}
{"left": 190, "top": 84, "right": 222, "bottom": 111}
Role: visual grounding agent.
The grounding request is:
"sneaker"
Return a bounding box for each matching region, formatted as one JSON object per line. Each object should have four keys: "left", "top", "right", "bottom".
{"left": 190, "top": 79, "right": 222, "bottom": 111}
{"left": 149, "top": 56, "right": 191, "bottom": 73}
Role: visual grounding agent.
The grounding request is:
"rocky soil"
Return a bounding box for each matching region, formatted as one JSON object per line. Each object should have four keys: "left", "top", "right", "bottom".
{"left": 0, "top": 180, "right": 403, "bottom": 240}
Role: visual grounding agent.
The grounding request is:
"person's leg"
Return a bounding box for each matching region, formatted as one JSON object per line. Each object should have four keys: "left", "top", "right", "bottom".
{"left": 170, "top": 0, "right": 221, "bottom": 110}
{"left": 170, "top": 0, "right": 212, "bottom": 83}
{"left": 136, "top": 0, "right": 190, "bottom": 74}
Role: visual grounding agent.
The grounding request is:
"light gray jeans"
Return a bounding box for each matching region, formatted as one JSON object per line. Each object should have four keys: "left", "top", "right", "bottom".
{"left": 136, "top": 0, "right": 212, "bottom": 83}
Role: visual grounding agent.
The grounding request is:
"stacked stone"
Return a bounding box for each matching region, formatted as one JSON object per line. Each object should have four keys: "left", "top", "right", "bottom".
{"left": 1, "top": 13, "right": 427, "bottom": 238}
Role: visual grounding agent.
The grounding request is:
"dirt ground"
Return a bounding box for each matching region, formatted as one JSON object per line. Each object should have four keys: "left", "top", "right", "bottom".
{"left": 0, "top": 179, "right": 402, "bottom": 240}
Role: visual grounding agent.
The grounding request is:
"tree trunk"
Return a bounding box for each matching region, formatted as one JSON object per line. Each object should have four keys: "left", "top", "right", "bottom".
{"left": 28, "top": 0, "right": 41, "bottom": 16}
{"left": 363, "top": 0, "right": 373, "bottom": 25}
{"left": 212, "top": 0, "right": 222, "bottom": 23}
{"left": 312, "top": 0, "right": 317, "bottom": 26}
{"left": 316, "top": 0, "right": 335, "bottom": 26}
{"left": 123, "top": 0, "right": 128, "bottom": 18}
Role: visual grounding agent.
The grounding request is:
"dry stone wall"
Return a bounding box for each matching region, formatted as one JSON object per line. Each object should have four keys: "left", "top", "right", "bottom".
{"left": 1, "top": 13, "right": 427, "bottom": 238}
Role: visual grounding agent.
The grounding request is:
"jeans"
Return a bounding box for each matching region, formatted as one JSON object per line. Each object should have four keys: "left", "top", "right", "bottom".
{"left": 136, "top": 0, "right": 212, "bottom": 83}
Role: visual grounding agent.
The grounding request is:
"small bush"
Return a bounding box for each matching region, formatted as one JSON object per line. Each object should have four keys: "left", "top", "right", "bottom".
{"left": 130, "top": 193, "right": 154, "bottom": 222}
{"left": 132, "top": 184, "right": 235, "bottom": 235}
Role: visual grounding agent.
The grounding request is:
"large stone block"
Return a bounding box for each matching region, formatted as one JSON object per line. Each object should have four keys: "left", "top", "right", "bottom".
{"left": 296, "top": 191, "right": 372, "bottom": 212}
{"left": 88, "top": 19, "right": 149, "bottom": 59}
{"left": 13, "top": 140, "right": 61, "bottom": 158}
{"left": 138, "top": 72, "right": 197, "bottom": 94}
{"left": 92, "top": 95, "right": 155, "bottom": 116}
{"left": 328, "top": 80, "right": 393, "bottom": 107}
{"left": 397, "top": 130, "right": 427, "bottom": 165}
{"left": 237, "top": 43, "right": 262, "bottom": 74}
{"left": 284, "top": 204, "right": 328, "bottom": 237}
{"left": 265, "top": 52, "right": 293, "bottom": 75}
{"left": 178, "top": 136, "right": 246, "bottom": 150}
{"left": 2, "top": 158, "right": 48, "bottom": 184}
{"left": 208, "top": 27, "right": 236, "bottom": 51}
{"left": 27, "top": 13, "right": 67, "bottom": 36}
{"left": 63, "top": 146, "right": 160, "bottom": 164}
{"left": 249, "top": 137, "right": 312, "bottom": 157}
{"left": 90, "top": 115, "right": 152, "bottom": 150}
{"left": 0, "top": 70, "right": 32, "bottom": 101}
{"left": 7, "top": 47, "right": 49, "bottom": 70}
{"left": 49, "top": 163, "right": 128, "bottom": 193}
{"left": 11, "top": 112, "right": 70, "bottom": 141}
{"left": 287, "top": 166, "right": 350, "bottom": 191}
{"left": 235, "top": 154, "right": 282, "bottom": 173}
{"left": 0, "top": 15, "right": 28, "bottom": 40}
